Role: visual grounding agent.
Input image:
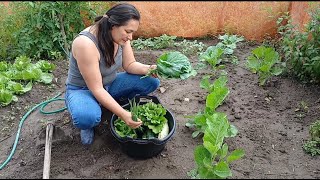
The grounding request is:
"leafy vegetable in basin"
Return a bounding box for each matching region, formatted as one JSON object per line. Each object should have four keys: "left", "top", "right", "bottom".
{"left": 114, "top": 100, "right": 169, "bottom": 140}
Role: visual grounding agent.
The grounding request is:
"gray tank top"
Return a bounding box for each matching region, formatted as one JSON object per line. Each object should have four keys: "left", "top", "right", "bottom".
{"left": 65, "top": 31, "right": 123, "bottom": 87}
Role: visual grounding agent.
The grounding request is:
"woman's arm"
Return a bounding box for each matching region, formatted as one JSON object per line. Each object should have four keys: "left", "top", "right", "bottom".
{"left": 122, "top": 40, "right": 156, "bottom": 74}
{"left": 72, "top": 36, "right": 142, "bottom": 129}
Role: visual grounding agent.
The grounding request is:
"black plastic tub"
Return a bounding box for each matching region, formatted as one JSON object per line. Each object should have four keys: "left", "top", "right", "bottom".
{"left": 110, "top": 95, "right": 176, "bottom": 159}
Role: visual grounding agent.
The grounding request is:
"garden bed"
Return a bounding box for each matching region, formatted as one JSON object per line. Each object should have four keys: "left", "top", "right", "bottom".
{"left": 0, "top": 39, "right": 319, "bottom": 179}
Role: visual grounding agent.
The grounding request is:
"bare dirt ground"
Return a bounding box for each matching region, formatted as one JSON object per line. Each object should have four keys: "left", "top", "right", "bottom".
{"left": 0, "top": 39, "right": 319, "bottom": 179}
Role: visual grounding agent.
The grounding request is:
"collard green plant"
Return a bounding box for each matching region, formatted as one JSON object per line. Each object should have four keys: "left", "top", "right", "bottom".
{"left": 152, "top": 34, "right": 177, "bottom": 49}
{"left": 189, "top": 112, "right": 245, "bottom": 179}
{"left": 199, "top": 45, "right": 224, "bottom": 70}
{"left": 144, "top": 51, "right": 197, "bottom": 79}
{"left": 184, "top": 72, "right": 243, "bottom": 179}
{"left": 186, "top": 75, "right": 237, "bottom": 139}
{"left": 183, "top": 35, "right": 244, "bottom": 178}
{"left": 205, "top": 76, "right": 229, "bottom": 111}
{"left": 197, "top": 34, "right": 243, "bottom": 70}
{"left": 216, "top": 34, "right": 244, "bottom": 55}
{"left": 246, "top": 46, "right": 284, "bottom": 86}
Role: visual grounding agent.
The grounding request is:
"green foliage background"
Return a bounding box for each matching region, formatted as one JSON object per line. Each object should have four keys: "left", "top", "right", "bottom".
{"left": 0, "top": 1, "right": 114, "bottom": 61}
{"left": 276, "top": 8, "right": 320, "bottom": 83}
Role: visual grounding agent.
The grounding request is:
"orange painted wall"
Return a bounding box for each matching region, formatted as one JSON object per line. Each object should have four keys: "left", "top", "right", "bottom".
{"left": 290, "top": 1, "right": 319, "bottom": 32}
{"left": 2, "top": 1, "right": 9, "bottom": 6}
{"left": 129, "top": 1, "right": 319, "bottom": 41}
{"left": 1, "top": 1, "right": 319, "bottom": 41}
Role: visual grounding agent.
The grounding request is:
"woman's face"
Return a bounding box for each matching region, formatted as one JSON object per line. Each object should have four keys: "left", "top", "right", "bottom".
{"left": 111, "top": 19, "right": 139, "bottom": 45}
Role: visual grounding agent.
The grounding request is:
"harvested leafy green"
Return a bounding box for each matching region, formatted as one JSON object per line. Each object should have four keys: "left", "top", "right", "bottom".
{"left": 143, "top": 51, "right": 197, "bottom": 79}
{"left": 114, "top": 100, "right": 169, "bottom": 140}
{"left": 114, "top": 118, "right": 137, "bottom": 138}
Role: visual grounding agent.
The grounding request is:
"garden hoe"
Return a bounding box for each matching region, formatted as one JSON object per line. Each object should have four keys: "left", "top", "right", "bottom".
{"left": 42, "top": 120, "right": 54, "bottom": 179}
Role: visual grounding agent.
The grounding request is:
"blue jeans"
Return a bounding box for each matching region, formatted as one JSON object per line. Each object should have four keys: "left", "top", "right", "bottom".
{"left": 65, "top": 72, "right": 160, "bottom": 130}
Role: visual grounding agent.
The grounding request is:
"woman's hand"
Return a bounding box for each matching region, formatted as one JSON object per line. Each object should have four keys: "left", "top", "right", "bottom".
{"left": 148, "top": 64, "right": 158, "bottom": 78}
{"left": 121, "top": 111, "right": 143, "bottom": 129}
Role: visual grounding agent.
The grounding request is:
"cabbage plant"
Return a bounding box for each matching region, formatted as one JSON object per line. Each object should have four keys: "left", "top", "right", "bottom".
{"left": 143, "top": 51, "right": 197, "bottom": 79}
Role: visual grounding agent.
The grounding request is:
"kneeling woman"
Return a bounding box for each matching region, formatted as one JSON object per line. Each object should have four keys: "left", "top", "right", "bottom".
{"left": 64, "top": 3, "right": 160, "bottom": 145}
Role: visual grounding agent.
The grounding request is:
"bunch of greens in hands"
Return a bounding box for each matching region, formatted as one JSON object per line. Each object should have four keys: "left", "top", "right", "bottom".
{"left": 142, "top": 51, "right": 197, "bottom": 79}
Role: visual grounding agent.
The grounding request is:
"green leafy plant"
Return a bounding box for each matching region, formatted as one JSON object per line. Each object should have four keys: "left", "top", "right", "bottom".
{"left": 189, "top": 112, "right": 245, "bottom": 179}
{"left": 186, "top": 75, "right": 237, "bottom": 138}
{"left": 114, "top": 101, "right": 168, "bottom": 139}
{"left": 6, "top": 1, "right": 96, "bottom": 60}
{"left": 309, "top": 120, "right": 320, "bottom": 142}
{"left": 186, "top": 82, "right": 244, "bottom": 179}
{"left": 0, "top": 55, "right": 55, "bottom": 106}
{"left": 185, "top": 74, "right": 244, "bottom": 178}
{"left": 183, "top": 35, "right": 244, "bottom": 178}
{"left": 114, "top": 116, "right": 137, "bottom": 138}
{"left": 198, "top": 45, "right": 224, "bottom": 71}
{"left": 174, "top": 39, "right": 207, "bottom": 56}
{"left": 216, "top": 34, "right": 244, "bottom": 65}
{"left": 303, "top": 140, "right": 320, "bottom": 156}
{"left": 197, "top": 34, "right": 244, "bottom": 71}
{"left": 151, "top": 34, "right": 177, "bottom": 49}
{"left": 0, "top": 2, "right": 114, "bottom": 61}
{"left": 132, "top": 34, "right": 208, "bottom": 57}
{"left": 276, "top": 8, "right": 320, "bottom": 83}
{"left": 0, "top": 89, "right": 18, "bottom": 107}
{"left": 216, "top": 34, "right": 244, "bottom": 55}
{"left": 131, "top": 34, "right": 177, "bottom": 50}
{"left": 245, "top": 46, "right": 284, "bottom": 86}
{"left": 303, "top": 120, "right": 320, "bottom": 156}
{"left": 143, "top": 51, "right": 197, "bottom": 79}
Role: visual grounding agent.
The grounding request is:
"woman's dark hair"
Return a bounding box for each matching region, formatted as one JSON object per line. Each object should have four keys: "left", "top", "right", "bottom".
{"left": 94, "top": 3, "right": 140, "bottom": 67}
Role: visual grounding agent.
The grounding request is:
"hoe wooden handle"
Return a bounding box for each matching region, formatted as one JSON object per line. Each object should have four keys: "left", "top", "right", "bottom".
{"left": 43, "top": 123, "right": 54, "bottom": 179}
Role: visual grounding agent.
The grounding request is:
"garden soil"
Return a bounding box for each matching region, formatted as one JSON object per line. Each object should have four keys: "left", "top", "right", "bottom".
{"left": 0, "top": 39, "right": 319, "bottom": 179}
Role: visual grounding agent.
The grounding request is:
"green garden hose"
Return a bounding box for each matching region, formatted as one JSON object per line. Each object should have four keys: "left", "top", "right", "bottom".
{"left": 0, "top": 92, "right": 67, "bottom": 170}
